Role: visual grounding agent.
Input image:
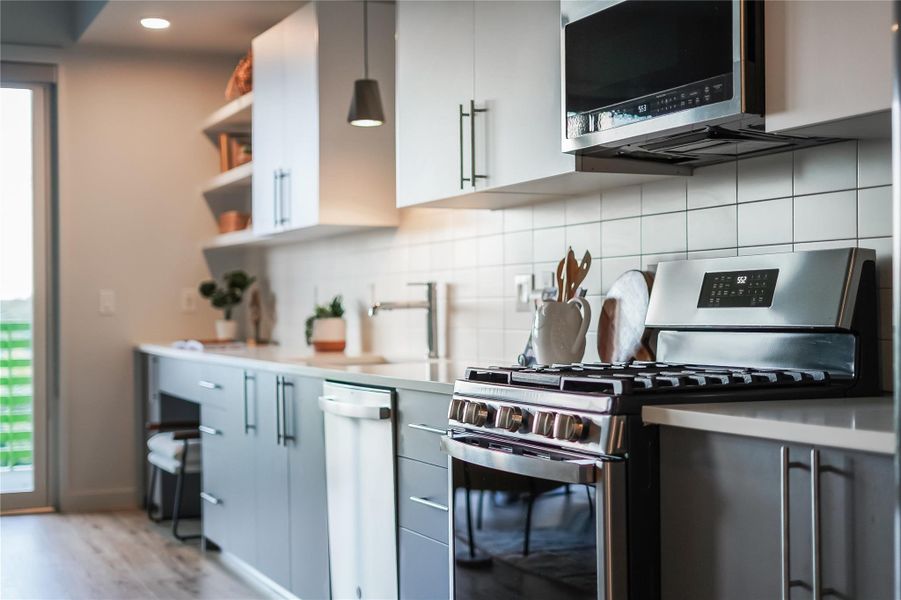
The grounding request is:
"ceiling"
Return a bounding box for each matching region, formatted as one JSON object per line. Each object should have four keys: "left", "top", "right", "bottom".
{"left": 2, "top": 0, "right": 306, "bottom": 56}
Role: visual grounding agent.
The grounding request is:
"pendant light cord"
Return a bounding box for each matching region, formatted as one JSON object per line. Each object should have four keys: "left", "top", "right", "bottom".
{"left": 363, "top": 0, "right": 369, "bottom": 79}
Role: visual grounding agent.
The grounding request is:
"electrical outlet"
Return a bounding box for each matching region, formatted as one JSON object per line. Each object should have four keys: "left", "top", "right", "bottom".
{"left": 181, "top": 288, "right": 197, "bottom": 313}
{"left": 98, "top": 289, "right": 116, "bottom": 316}
{"left": 514, "top": 274, "right": 534, "bottom": 312}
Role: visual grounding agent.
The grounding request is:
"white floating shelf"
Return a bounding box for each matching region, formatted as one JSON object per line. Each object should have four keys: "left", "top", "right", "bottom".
{"left": 202, "top": 92, "right": 253, "bottom": 141}
{"left": 202, "top": 162, "right": 253, "bottom": 199}
{"left": 201, "top": 229, "right": 257, "bottom": 251}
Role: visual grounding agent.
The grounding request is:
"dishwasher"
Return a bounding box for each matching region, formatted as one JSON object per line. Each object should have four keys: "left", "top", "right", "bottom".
{"left": 319, "top": 381, "right": 397, "bottom": 600}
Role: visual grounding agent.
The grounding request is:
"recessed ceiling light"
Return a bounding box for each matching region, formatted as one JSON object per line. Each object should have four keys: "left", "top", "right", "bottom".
{"left": 140, "top": 17, "right": 170, "bottom": 30}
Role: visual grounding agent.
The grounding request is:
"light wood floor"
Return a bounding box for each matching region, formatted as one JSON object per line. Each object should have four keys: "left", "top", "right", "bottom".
{"left": 1, "top": 510, "right": 270, "bottom": 600}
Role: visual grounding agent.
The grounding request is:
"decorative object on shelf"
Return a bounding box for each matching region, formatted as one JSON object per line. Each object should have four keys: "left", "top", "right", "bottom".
{"left": 305, "top": 296, "right": 347, "bottom": 352}
{"left": 225, "top": 49, "right": 253, "bottom": 100}
{"left": 347, "top": 0, "right": 384, "bottom": 127}
{"left": 217, "top": 210, "right": 251, "bottom": 234}
{"left": 249, "top": 288, "right": 262, "bottom": 345}
{"left": 598, "top": 270, "right": 656, "bottom": 363}
{"left": 217, "top": 133, "right": 252, "bottom": 172}
{"left": 199, "top": 270, "right": 256, "bottom": 341}
{"left": 531, "top": 247, "right": 593, "bottom": 364}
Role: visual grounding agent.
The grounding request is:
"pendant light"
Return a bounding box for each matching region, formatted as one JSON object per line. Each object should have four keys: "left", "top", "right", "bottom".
{"left": 347, "top": 0, "right": 385, "bottom": 127}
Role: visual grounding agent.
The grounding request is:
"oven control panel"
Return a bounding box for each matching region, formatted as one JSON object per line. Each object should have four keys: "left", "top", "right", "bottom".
{"left": 697, "top": 268, "right": 779, "bottom": 308}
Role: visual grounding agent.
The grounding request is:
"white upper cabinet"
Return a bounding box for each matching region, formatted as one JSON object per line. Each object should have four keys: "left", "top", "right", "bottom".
{"left": 765, "top": 0, "right": 892, "bottom": 134}
{"left": 252, "top": 2, "right": 398, "bottom": 238}
{"left": 396, "top": 1, "right": 474, "bottom": 208}
{"left": 472, "top": 1, "right": 574, "bottom": 191}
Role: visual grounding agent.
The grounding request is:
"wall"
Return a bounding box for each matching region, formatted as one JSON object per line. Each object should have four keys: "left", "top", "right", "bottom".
{"left": 267, "top": 139, "right": 893, "bottom": 390}
{"left": 3, "top": 46, "right": 236, "bottom": 510}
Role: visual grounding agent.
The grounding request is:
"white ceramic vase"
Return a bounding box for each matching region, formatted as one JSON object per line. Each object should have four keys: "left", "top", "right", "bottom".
{"left": 531, "top": 297, "right": 592, "bottom": 365}
{"left": 311, "top": 317, "right": 347, "bottom": 352}
{"left": 215, "top": 319, "right": 238, "bottom": 341}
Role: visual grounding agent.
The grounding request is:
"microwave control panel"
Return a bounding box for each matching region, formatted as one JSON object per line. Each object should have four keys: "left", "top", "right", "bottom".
{"left": 566, "top": 73, "right": 733, "bottom": 139}
{"left": 697, "top": 268, "right": 779, "bottom": 308}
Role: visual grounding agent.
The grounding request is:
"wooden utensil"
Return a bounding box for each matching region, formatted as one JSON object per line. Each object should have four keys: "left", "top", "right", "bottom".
{"left": 565, "top": 248, "right": 579, "bottom": 300}
{"left": 598, "top": 270, "right": 656, "bottom": 363}
{"left": 568, "top": 251, "right": 591, "bottom": 298}
{"left": 555, "top": 258, "right": 566, "bottom": 302}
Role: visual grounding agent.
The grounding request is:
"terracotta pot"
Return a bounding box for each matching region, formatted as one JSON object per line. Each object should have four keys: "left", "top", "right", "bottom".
{"left": 311, "top": 317, "right": 346, "bottom": 353}
{"left": 215, "top": 319, "right": 238, "bottom": 341}
{"left": 218, "top": 211, "right": 251, "bottom": 234}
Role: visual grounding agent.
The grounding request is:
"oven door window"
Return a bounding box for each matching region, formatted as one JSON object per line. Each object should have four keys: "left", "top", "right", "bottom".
{"left": 565, "top": 0, "right": 733, "bottom": 135}
{"left": 451, "top": 457, "right": 598, "bottom": 599}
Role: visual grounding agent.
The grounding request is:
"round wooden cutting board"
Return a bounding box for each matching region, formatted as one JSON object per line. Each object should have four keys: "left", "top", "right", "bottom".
{"left": 598, "top": 270, "right": 655, "bottom": 363}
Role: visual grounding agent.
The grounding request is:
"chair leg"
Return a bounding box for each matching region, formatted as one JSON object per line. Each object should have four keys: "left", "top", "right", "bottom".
{"left": 171, "top": 441, "right": 201, "bottom": 542}
{"left": 146, "top": 465, "right": 162, "bottom": 523}
{"left": 585, "top": 484, "right": 594, "bottom": 515}
{"left": 523, "top": 492, "right": 536, "bottom": 557}
{"left": 476, "top": 490, "right": 485, "bottom": 530}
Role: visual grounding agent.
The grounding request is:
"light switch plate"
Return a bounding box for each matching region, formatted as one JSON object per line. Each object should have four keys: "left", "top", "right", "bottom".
{"left": 99, "top": 289, "right": 116, "bottom": 316}
{"left": 514, "top": 274, "right": 534, "bottom": 312}
{"left": 180, "top": 288, "right": 197, "bottom": 313}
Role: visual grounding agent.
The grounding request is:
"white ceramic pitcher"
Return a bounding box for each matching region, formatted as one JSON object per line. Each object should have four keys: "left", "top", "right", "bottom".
{"left": 531, "top": 297, "right": 592, "bottom": 365}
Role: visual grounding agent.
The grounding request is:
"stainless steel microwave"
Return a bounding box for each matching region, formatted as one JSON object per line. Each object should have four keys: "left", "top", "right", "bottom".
{"left": 561, "top": 0, "right": 765, "bottom": 157}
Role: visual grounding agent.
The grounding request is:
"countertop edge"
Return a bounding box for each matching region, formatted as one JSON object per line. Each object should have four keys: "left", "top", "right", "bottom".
{"left": 642, "top": 404, "right": 894, "bottom": 456}
{"left": 136, "top": 344, "right": 456, "bottom": 395}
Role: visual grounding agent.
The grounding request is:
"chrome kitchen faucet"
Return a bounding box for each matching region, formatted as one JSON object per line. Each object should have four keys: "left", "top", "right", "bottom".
{"left": 369, "top": 282, "right": 439, "bottom": 359}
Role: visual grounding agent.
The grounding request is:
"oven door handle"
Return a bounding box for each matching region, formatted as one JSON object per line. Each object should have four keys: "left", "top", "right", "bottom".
{"left": 440, "top": 435, "right": 599, "bottom": 484}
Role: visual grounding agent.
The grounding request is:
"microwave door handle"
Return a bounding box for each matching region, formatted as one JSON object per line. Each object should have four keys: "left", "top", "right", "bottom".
{"left": 439, "top": 436, "right": 598, "bottom": 484}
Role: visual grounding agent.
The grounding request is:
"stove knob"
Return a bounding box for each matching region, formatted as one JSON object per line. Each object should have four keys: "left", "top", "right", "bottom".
{"left": 553, "top": 414, "right": 585, "bottom": 442}
{"left": 532, "top": 411, "right": 556, "bottom": 437}
{"left": 447, "top": 398, "right": 465, "bottom": 422}
{"left": 495, "top": 406, "right": 523, "bottom": 432}
{"left": 462, "top": 402, "right": 489, "bottom": 427}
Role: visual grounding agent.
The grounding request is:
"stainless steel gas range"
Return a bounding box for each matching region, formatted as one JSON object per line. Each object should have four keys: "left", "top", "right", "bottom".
{"left": 440, "top": 247, "right": 878, "bottom": 600}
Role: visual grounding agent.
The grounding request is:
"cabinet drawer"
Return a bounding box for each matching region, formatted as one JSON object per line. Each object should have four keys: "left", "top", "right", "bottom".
{"left": 398, "top": 457, "right": 448, "bottom": 543}
{"left": 200, "top": 406, "right": 230, "bottom": 547}
{"left": 396, "top": 389, "right": 450, "bottom": 467}
{"left": 157, "top": 357, "right": 203, "bottom": 401}
{"left": 399, "top": 528, "right": 449, "bottom": 600}
{"left": 196, "top": 363, "right": 243, "bottom": 409}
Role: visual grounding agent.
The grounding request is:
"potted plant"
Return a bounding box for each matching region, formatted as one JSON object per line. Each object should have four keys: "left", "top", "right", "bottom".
{"left": 305, "top": 296, "right": 346, "bottom": 352}
{"left": 199, "top": 270, "right": 256, "bottom": 341}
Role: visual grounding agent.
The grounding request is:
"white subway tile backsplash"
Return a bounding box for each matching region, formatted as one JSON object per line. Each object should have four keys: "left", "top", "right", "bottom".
{"left": 566, "top": 222, "right": 602, "bottom": 257}
{"left": 477, "top": 209, "right": 504, "bottom": 236}
{"left": 738, "top": 198, "right": 793, "bottom": 247}
{"left": 793, "top": 140, "right": 857, "bottom": 196}
{"left": 565, "top": 193, "right": 602, "bottom": 224}
{"left": 601, "top": 217, "right": 641, "bottom": 257}
{"left": 793, "top": 190, "right": 857, "bottom": 242}
{"left": 407, "top": 243, "right": 431, "bottom": 271}
{"left": 687, "top": 248, "right": 737, "bottom": 260}
{"left": 738, "top": 244, "right": 793, "bottom": 256}
{"left": 505, "top": 298, "right": 534, "bottom": 330}
{"left": 601, "top": 186, "right": 641, "bottom": 220}
{"left": 431, "top": 241, "right": 454, "bottom": 270}
{"left": 687, "top": 205, "right": 737, "bottom": 251}
{"left": 794, "top": 239, "right": 857, "bottom": 252}
{"left": 452, "top": 238, "right": 479, "bottom": 269}
{"left": 477, "top": 328, "right": 506, "bottom": 363}
{"left": 533, "top": 226, "right": 566, "bottom": 263}
{"left": 477, "top": 266, "right": 504, "bottom": 298}
{"left": 641, "top": 178, "right": 687, "bottom": 214}
{"left": 503, "top": 205, "right": 533, "bottom": 232}
{"left": 737, "top": 151, "right": 793, "bottom": 203}
{"left": 477, "top": 234, "right": 504, "bottom": 266}
{"left": 504, "top": 230, "right": 533, "bottom": 265}
{"left": 687, "top": 161, "right": 737, "bottom": 209}
{"left": 858, "top": 138, "right": 892, "bottom": 188}
{"left": 601, "top": 256, "right": 642, "bottom": 293}
{"left": 533, "top": 199, "right": 567, "bottom": 229}
{"left": 641, "top": 212, "right": 686, "bottom": 254}
{"left": 477, "top": 298, "right": 504, "bottom": 330}
{"left": 858, "top": 185, "right": 892, "bottom": 238}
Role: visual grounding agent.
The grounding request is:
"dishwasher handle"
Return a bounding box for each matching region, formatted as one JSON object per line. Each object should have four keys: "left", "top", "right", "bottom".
{"left": 440, "top": 435, "right": 599, "bottom": 484}
{"left": 318, "top": 395, "right": 391, "bottom": 420}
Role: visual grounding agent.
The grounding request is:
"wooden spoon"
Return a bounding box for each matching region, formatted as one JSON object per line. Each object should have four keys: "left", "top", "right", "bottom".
{"left": 555, "top": 258, "right": 566, "bottom": 302}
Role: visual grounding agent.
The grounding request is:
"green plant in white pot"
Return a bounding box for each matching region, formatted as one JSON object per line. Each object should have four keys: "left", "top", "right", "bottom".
{"left": 305, "top": 296, "right": 346, "bottom": 352}
{"left": 199, "top": 270, "right": 256, "bottom": 341}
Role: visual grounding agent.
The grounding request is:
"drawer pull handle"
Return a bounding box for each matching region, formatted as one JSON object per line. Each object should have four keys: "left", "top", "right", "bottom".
{"left": 200, "top": 492, "right": 222, "bottom": 505}
{"left": 408, "top": 423, "right": 446, "bottom": 435}
{"left": 197, "top": 380, "right": 221, "bottom": 390}
{"left": 198, "top": 425, "right": 220, "bottom": 436}
{"left": 409, "top": 496, "right": 448, "bottom": 512}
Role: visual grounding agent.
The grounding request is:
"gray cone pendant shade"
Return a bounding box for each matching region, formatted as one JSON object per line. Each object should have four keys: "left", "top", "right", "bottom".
{"left": 348, "top": 0, "right": 384, "bottom": 127}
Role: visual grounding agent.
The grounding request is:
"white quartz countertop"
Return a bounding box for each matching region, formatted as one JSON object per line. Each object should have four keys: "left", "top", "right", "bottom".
{"left": 137, "top": 343, "right": 464, "bottom": 395}
{"left": 642, "top": 396, "right": 895, "bottom": 455}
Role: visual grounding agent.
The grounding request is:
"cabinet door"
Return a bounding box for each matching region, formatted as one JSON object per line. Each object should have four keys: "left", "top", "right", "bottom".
{"left": 199, "top": 405, "right": 231, "bottom": 548}
{"left": 224, "top": 369, "right": 258, "bottom": 566}
{"left": 280, "top": 5, "right": 320, "bottom": 230}
{"left": 284, "top": 376, "right": 331, "bottom": 600}
{"left": 396, "top": 1, "right": 474, "bottom": 207}
{"left": 253, "top": 372, "right": 291, "bottom": 588}
{"left": 399, "top": 528, "right": 449, "bottom": 600}
{"left": 765, "top": 1, "right": 891, "bottom": 132}
{"left": 252, "top": 22, "right": 284, "bottom": 236}
{"left": 473, "top": 1, "right": 573, "bottom": 190}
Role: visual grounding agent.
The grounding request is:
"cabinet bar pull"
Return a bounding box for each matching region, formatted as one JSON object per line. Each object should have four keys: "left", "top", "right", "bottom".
{"left": 459, "top": 104, "right": 470, "bottom": 189}
{"left": 197, "top": 380, "right": 221, "bottom": 390}
{"left": 276, "top": 376, "right": 284, "bottom": 446}
{"left": 810, "top": 448, "right": 821, "bottom": 600}
{"left": 780, "top": 446, "right": 791, "bottom": 600}
{"left": 409, "top": 496, "right": 448, "bottom": 512}
{"left": 198, "top": 425, "right": 220, "bottom": 436}
{"left": 243, "top": 371, "right": 256, "bottom": 433}
{"left": 281, "top": 379, "right": 296, "bottom": 443}
{"left": 273, "top": 169, "right": 281, "bottom": 227}
{"left": 408, "top": 423, "right": 446, "bottom": 435}
{"left": 469, "top": 99, "right": 488, "bottom": 189}
{"left": 199, "top": 492, "right": 222, "bottom": 505}
{"left": 280, "top": 169, "right": 291, "bottom": 225}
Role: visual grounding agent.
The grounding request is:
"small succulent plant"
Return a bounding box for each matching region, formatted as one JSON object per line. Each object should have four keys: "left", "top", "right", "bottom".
{"left": 305, "top": 296, "right": 345, "bottom": 344}
{"left": 199, "top": 270, "right": 256, "bottom": 320}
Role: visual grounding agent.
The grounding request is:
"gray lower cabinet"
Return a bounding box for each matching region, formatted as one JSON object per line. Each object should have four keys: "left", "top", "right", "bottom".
{"left": 399, "top": 528, "right": 450, "bottom": 600}
{"left": 659, "top": 427, "right": 893, "bottom": 600}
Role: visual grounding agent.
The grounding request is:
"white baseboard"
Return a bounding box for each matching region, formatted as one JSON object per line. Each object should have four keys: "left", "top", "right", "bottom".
{"left": 216, "top": 551, "right": 298, "bottom": 600}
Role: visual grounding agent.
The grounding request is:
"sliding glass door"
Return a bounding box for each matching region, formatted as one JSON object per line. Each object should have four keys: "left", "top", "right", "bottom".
{"left": 0, "top": 83, "right": 50, "bottom": 510}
